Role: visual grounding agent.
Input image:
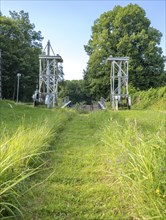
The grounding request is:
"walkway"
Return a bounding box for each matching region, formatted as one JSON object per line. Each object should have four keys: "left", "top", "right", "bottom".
{"left": 23, "top": 113, "right": 112, "bottom": 220}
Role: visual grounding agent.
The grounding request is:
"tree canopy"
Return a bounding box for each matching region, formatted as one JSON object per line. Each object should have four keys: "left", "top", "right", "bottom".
{"left": 84, "top": 4, "right": 166, "bottom": 100}
{"left": 0, "top": 5, "right": 165, "bottom": 104}
{"left": 0, "top": 11, "right": 43, "bottom": 101}
{"left": 59, "top": 80, "right": 89, "bottom": 104}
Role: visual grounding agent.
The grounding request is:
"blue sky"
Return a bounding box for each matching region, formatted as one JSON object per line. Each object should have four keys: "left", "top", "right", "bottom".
{"left": 1, "top": 0, "right": 166, "bottom": 80}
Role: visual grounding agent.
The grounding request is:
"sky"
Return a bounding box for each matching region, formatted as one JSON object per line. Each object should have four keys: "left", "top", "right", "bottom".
{"left": 1, "top": 0, "right": 166, "bottom": 80}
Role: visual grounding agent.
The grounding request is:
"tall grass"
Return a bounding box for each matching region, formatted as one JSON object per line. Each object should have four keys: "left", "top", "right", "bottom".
{"left": 101, "top": 114, "right": 166, "bottom": 218}
{"left": 1, "top": 98, "right": 165, "bottom": 219}
{"left": 132, "top": 86, "right": 166, "bottom": 110}
{"left": 0, "top": 123, "right": 53, "bottom": 218}
{"left": 0, "top": 100, "right": 76, "bottom": 219}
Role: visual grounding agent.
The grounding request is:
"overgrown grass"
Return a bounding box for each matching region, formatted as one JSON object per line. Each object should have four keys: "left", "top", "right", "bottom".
{"left": 101, "top": 111, "right": 166, "bottom": 219}
{"left": 21, "top": 110, "right": 166, "bottom": 219}
{"left": 0, "top": 124, "right": 53, "bottom": 218}
{"left": 0, "top": 100, "right": 76, "bottom": 219}
{"left": 132, "top": 86, "right": 166, "bottom": 110}
{"left": 1, "top": 98, "right": 165, "bottom": 219}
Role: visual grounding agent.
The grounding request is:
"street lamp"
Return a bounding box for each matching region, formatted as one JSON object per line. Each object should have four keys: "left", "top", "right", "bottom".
{"left": 16, "top": 73, "right": 21, "bottom": 103}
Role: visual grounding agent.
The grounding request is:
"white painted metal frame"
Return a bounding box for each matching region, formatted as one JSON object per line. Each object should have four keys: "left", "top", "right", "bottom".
{"left": 39, "top": 40, "right": 63, "bottom": 108}
{"left": 107, "top": 56, "right": 129, "bottom": 110}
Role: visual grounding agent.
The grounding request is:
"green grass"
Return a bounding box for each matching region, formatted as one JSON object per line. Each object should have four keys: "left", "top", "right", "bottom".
{"left": 0, "top": 99, "right": 165, "bottom": 219}
{"left": 0, "top": 100, "right": 76, "bottom": 219}
{"left": 101, "top": 111, "right": 166, "bottom": 219}
{"left": 132, "top": 86, "right": 166, "bottom": 111}
{"left": 0, "top": 100, "right": 73, "bottom": 134}
{"left": 21, "top": 110, "right": 166, "bottom": 219}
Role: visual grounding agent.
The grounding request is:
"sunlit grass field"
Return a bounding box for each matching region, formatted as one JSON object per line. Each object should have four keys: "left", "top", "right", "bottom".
{"left": 0, "top": 99, "right": 165, "bottom": 219}
{"left": 0, "top": 100, "right": 76, "bottom": 218}
{"left": 23, "top": 110, "right": 165, "bottom": 219}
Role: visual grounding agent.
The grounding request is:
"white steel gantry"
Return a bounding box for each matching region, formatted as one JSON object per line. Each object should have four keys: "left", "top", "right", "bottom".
{"left": 35, "top": 40, "right": 63, "bottom": 108}
{"left": 107, "top": 56, "right": 131, "bottom": 110}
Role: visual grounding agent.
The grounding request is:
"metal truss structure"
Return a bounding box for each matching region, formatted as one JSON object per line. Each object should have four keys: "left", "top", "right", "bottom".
{"left": 107, "top": 56, "right": 131, "bottom": 110}
{"left": 33, "top": 40, "right": 63, "bottom": 108}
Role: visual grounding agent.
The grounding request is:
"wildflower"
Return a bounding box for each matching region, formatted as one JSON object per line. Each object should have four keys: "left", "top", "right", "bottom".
{"left": 155, "top": 188, "right": 160, "bottom": 195}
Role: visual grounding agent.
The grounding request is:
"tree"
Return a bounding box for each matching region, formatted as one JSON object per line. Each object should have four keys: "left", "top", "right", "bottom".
{"left": 59, "top": 80, "right": 89, "bottom": 104}
{"left": 0, "top": 11, "right": 43, "bottom": 101}
{"left": 84, "top": 4, "right": 165, "bottom": 99}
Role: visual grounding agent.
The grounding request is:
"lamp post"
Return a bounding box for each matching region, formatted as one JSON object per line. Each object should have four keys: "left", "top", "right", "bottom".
{"left": 16, "top": 73, "right": 21, "bottom": 103}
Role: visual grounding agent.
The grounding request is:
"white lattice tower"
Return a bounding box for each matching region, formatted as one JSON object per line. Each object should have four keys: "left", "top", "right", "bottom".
{"left": 107, "top": 56, "right": 129, "bottom": 110}
{"left": 39, "top": 40, "right": 63, "bottom": 108}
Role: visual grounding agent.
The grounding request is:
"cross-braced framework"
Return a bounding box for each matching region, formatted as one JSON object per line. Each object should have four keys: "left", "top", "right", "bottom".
{"left": 107, "top": 56, "right": 131, "bottom": 110}
{"left": 35, "top": 40, "right": 63, "bottom": 108}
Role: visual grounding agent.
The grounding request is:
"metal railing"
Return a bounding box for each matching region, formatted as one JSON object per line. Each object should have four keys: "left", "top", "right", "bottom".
{"left": 98, "top": 97, "right": 106, "bottom": 110}
{"left": 61, "top": 96, "right": 71, "bottom": 108}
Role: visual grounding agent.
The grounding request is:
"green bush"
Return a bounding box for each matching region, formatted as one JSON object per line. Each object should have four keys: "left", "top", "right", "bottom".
{"left": 132, "top": 86, "right": 166, "bottom": 110}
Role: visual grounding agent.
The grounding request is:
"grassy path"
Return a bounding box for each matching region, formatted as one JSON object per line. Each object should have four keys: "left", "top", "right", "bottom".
{"left": 22, "top": 111, "right": 166, "bottom": 219}
{"left": 23, "top": 113, "right": 115, "bottom": 220}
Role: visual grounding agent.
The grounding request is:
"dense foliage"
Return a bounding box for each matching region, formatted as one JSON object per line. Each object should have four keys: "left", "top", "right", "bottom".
{"left": 0, "top": 11, "right": 43, "bottom": 101}
{"left": 59, "top": 80, "right": 91, "bottom": 104}
{"left": 1, "top": 5, "right": 165, "bottom": 104}
{"left": 84, "top": 4, "right": 166, "bottom": 100}
{"left": 132, "top": 86, "right": 166, "bottom": 110}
